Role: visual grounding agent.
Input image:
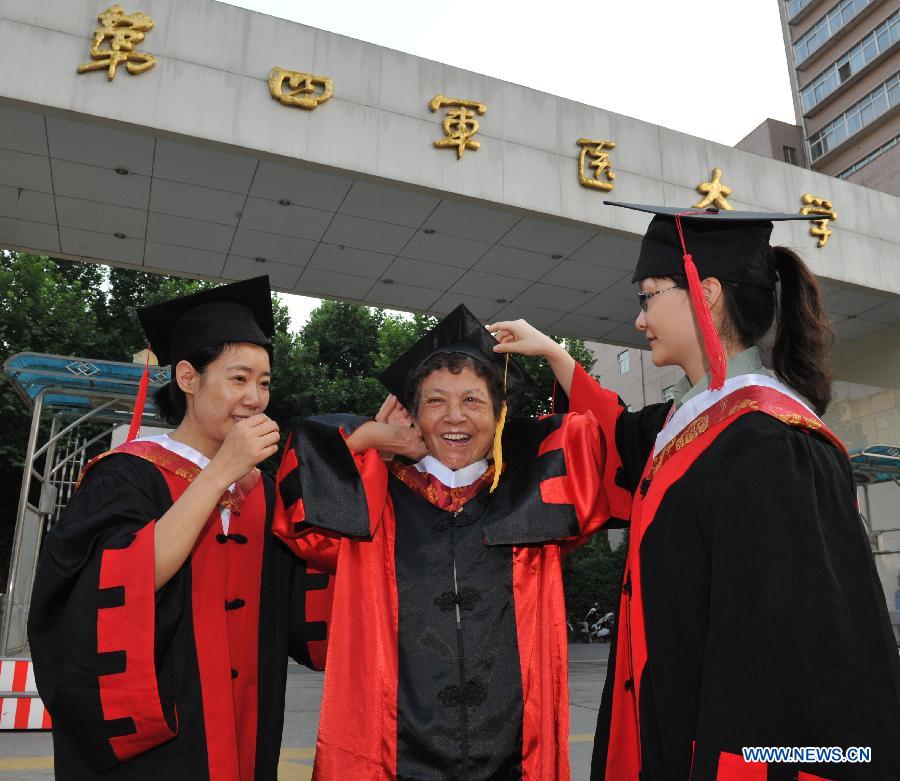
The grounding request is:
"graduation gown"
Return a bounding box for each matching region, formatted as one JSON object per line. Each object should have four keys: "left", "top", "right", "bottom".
{"left": 28, "top": 438, "right": 333, "bottom": 781}
{"left": 564, "top": 364, "right": 900, "bottom": 781}
{"left": 274, "top": 412, "right": 613, "bottom": 780}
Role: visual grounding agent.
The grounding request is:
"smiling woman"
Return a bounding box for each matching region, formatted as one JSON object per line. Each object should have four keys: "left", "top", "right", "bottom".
{"left": 407, "top": 353, "right": 503, "bottom": 471}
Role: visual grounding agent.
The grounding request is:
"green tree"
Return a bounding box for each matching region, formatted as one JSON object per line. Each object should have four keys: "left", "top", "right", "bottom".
{"left": 563, "top": 529, "right": 628, "bottom": 632}
{"left": 0, "top": 253, "right": 206, "bottom": 586}
{"left": 515, "top": 336, "right": 595, "bottom": 416}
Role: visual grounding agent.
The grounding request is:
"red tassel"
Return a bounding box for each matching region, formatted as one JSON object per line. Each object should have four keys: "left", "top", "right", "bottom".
{"left": 676, "top": 214, "right": 727, "bottom": 390}
{"left": 126, "top": 350, "right": 151, "bottom": 442}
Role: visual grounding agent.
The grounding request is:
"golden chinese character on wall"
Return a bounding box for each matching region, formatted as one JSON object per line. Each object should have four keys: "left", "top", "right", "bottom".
{"left": 77, "top": 5, "right": 156, "bottom": 81}
{"left": 577, "top": 139, "right": 617, "bottom": 191}
{"left": 268, "top": 67, "right": 333, "bottom": 110}
{"left": 429, "top": 94, "right": 487, "bottom": 159}
{"left": 800, "top": 193, "right": 837, "bottom": 248}
{"left": 694, "top": 167, "right": 735, "bottom": 211}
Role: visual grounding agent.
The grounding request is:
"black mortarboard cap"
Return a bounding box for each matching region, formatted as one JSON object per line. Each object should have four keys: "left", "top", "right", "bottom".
{"left": 605, "top": 202, "right": 817, "bottom": 391}
{"left": 138, "top": 276, "right": 274, "bottom": 367}
{"left": 378, "top": 304, "right": 530, "bottom": 412}
{"left": 606, "top": 202, "right": 816, "bottom": 289}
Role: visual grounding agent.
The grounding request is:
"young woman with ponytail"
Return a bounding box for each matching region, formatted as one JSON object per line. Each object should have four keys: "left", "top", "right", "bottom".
{"left": 490, "top": 204, "right": 900, "bottom": 781}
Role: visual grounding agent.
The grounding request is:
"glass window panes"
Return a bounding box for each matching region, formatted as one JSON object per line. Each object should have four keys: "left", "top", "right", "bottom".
{"left": 799, "top": 11, "right": 898, "bottom": 112}
{"left": 794, "top": 0, "right": 874, "bottom": 65}
{"left": 786, "top": 0, "right": 815, "bottom": 21}
{"left": 662, "top": 385, "right": 676, "bottom": 403}
{"left": 808, "top": 72, "right": 900, "bottom": 161}
{"left": 617, "top": 350, "right": 630, "bottom": 375}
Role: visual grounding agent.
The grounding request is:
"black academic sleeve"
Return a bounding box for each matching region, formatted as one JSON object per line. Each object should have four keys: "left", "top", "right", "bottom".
{"left": 28, "top": 454, "right": 183, "bottom": 773}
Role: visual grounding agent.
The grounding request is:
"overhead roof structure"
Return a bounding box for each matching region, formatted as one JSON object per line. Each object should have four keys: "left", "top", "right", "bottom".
{"left": 0, "top": 0, "right": 898, "bottom": 354}
{"left": 4, "top": 352, "right": 168, "bottom": 419}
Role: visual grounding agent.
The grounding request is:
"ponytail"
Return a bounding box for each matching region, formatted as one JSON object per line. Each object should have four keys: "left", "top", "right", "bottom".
{"left": 770, "top": 247, "right": 833, "bottom": 415}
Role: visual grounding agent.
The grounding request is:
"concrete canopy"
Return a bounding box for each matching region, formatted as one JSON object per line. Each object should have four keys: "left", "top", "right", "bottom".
{"left": 1, "top": 0, "right": 899, "bottom": 350}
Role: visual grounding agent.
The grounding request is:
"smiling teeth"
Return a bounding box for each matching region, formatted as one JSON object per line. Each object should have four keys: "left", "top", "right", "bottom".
{"left": 442, "top": 433, "right": 470, "bottom": 440}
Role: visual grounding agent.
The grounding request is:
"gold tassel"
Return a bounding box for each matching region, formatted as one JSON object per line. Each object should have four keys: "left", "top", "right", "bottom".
{"left": 490, "top": 354, "right": 509, "bottom": 493}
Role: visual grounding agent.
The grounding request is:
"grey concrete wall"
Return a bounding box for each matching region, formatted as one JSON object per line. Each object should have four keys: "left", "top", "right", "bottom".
{"left": 735, "top": 118, "right": 806, "bottom": 166}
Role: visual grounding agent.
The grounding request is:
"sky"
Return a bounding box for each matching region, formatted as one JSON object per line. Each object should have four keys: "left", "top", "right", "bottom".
{"left": 222, "top": 0, "right": 798, "bottom": 329}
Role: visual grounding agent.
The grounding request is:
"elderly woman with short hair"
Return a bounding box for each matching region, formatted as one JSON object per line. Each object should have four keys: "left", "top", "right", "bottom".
{"left": 274, "top": 305, "right": 616, "bottom": 781}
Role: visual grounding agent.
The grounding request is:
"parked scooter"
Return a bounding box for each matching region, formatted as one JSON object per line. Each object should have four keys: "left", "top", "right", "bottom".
{"left": 579, "top": 605, "right": 615, "bottom": 643}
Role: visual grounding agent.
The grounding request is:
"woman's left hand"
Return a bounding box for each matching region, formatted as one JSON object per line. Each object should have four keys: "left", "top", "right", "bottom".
{"left": 375, "top": 394, "right": 415, "bottom": 427}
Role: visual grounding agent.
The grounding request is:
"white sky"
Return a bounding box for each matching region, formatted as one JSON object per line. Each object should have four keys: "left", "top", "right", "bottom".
{"left": 227, "top": 0, "right": 798, "bottom": 330}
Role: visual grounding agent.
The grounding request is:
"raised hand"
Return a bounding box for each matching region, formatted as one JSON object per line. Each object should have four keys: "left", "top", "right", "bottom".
{"left": 375, "top": 394, "right": 416, "bottom": 427}
{"left": 208, "top": 413, "right": 280, "bottom": 486}
{"left": 487, "top": 319, "right": 562, "bottom": 358}
{"left": 346, "top": 421, "right": 427, "bottom": 462}
{"left": 487, "top": 319, "right": 576, "bottom": 395}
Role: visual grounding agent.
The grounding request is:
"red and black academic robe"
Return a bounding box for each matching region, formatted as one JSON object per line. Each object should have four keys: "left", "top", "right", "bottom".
{"left": 564, "top": 364, "right": 900, "bottom": 781}
{"left": 27, "top": 439, "right": 333, "bottom": 781}
{"left": 274, "top": 411, "right": 613, "bottom": 780}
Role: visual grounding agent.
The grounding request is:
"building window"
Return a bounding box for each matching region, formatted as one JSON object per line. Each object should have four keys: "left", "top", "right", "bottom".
{"left": 617, "top": 350, "right": 630, "bottom": 374}
{"left": 793, "top": 0, "right": 874, "bottom": 65}
{"left": 838, "top": 133, "right": 900, "bottom": 178}
{"left": 783, "top": 145, "right": 800, "bottom": 165}
{"left": 786, "top": 0, "right": 815, "bottom": 21}
{"left": 800, "top": 11, "right": 899, "bottom": 113}
{"left": 662, "top": 385, "right": 676, "bottom": 403}
{"left": 807, "top": 72, "right": 899, "bottom": 161}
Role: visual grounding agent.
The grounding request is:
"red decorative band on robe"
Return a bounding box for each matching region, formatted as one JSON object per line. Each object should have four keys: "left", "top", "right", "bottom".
{"left": 97, "top": 522, "right": 177, "bottom": 760}
{"left": 605, "top": 384, "right": 846, "bottom": 781}
{"left": 80, "top": 439, "right": 260, "bottom": 512}
{"left": 388, "top": 460, "right": 495, "bottom": 512}
{"left": 649, "top": 384, "right": 846, "bottom": 478}
{"left": 715, "top": 750, "right": 835, "bottom": 780}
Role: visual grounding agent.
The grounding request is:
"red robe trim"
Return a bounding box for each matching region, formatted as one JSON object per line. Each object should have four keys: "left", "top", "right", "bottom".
{"left": 714, "top": 750, "right": 835, "bottom": 781}
{"left": 87, "top": 440, "right": 265, "bottom": 780}
{"left": 715, "top": 751, "right": 767, "bottom": 780}
{"left": 568, "top": 372, "right": 635, "bottom": 523}
{"left": 98, "top": 522, "right": 177, "bottom": 760}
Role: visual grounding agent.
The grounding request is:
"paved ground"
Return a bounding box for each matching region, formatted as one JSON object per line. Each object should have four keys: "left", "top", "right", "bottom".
{"left": 0, "top": 642, "right": 610, "bottom": 780}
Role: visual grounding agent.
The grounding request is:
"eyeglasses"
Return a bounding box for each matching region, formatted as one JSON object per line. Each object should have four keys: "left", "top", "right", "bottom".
{"left": 637, "top": 286, "right": 679, "bottom": 312}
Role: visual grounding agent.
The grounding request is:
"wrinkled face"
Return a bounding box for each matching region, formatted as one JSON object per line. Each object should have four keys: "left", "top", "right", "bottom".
{"left": 181, "top": 343, "right": 271, "bottom": 444}
{"left": 634, "top": 277, "right": 703, "bottom": 371}
{"left": 414, "top": 366, "right": 497, "bottom": 470}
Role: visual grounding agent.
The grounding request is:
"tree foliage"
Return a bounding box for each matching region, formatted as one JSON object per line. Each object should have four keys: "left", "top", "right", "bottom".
{"left": 563, "top": 530, "right": 628, "bottom": 628}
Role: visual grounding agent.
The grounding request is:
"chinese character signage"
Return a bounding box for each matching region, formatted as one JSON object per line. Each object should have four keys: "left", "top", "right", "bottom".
{"left": 268, "top": 67, "right": 333, "bottom": 110}
{"left": 800, "top": 194, "right": 837, "bottom": 248}
{"left": 429, "top": 94, "right": 487, "bottom": 159}
{"left": 77, "top": 5, "right": 156, "bottom": 80}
